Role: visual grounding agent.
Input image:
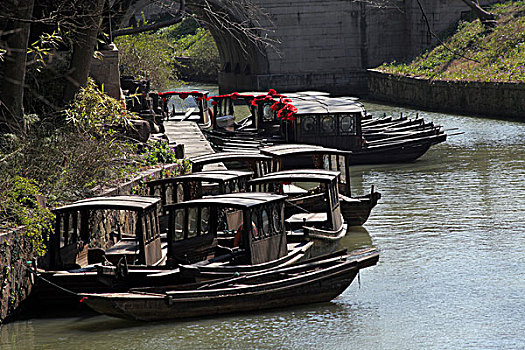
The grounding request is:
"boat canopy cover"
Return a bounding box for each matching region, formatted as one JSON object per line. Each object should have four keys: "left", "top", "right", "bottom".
{"left": 261, "top": 144, "right": 349, "bottom": 157}
{"left": 146, "top": 170, "right": 253, "bottom": 186}
{"left": 190, "top": 152, "right": 272, "bottom": 166}
{"left": 54, "top": 196, "right": 160, "bottom": 213}
{"left": 165, "top": 193, "right": 286, "bottom": 210}
{"left": 289, "top": 96, "right": 364, "bottom": 115}
{"left": 250, "top": 169, "right": 340, "bottom": 184}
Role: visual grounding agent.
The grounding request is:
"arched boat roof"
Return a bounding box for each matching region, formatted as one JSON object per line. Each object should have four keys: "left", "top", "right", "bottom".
{"left": 158, "top": 90, "right": 209, "bottom": 98}
{"left": 190, "top": 152, "right": 272, "bottom": 166}
{"left": 261, "top": 144, "right": 349, "bottom": 157}
{"left": 250, "top": 169, "right": 340, "bottom": 184}
{"left": 283, "top": 91, "right": 331, "bottom": 98}
{"left": 288, "top": 96, "right": 364, "bottom": 114}
{"left": 146, "top": 170, "right": 253, "bottom": 186}
{"left": 165, "top": 192, "right": 286, "bottom": 210}
{"left": 54, "top": 196, "right": 160, "bottom": 213}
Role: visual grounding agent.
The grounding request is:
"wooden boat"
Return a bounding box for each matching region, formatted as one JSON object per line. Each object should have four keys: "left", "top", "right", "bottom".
{"left": 29, "top": 196, "right": 166, "bottom": 313}
{"left": 279, "top": 95, "right": 447, "bottom": 164}
{"left": 161, "top": 192, "right": 314, "bottom": 281}
{"left": 260, "top": 144, "right": 381, "bottom": 226}
{"left": 99, "top": 191, "right": 313, "bottom": 286}
{"left": 204, "top": 91, "right": 447, "bottom": 164}
{"left": 249, "top": 169, "right": 347, "bottom": 257}
{"left": 145, "top": 170, "right": 253, "bottom": 233}
{"left": 80, "top": 249, "right": 379, "bottom": 321}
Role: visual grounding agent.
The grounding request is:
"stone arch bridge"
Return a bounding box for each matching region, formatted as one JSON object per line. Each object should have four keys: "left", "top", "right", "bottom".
{"left": 124, "top": 0, "right": 498, "bottom": 95}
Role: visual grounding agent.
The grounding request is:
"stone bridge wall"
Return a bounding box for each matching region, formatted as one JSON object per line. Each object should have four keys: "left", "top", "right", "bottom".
{"left": 218, "top": 0, "right": 499, "bottom": 94}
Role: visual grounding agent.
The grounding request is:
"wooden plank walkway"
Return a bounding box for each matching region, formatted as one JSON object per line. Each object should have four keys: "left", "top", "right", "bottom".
{"left": 163, "top": 121, "right": 226, "bottom": 170}
{"left": 164, "top": 121, "right": 214, "bottom": 158}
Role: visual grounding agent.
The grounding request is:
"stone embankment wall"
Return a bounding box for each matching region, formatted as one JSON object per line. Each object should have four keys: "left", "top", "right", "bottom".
{"left": 0, "top": 161, "right": 187, "bottom": 324}
{"left": 368, "top": 69, "right": 525, "bottom": 121}
{"left": 0, "top": 228, "right": 34, "bottom": 323}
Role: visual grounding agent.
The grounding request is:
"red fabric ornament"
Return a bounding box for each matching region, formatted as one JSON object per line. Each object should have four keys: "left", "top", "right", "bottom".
{"left": 179, "top": 93, "right": 189, "bottom": 100}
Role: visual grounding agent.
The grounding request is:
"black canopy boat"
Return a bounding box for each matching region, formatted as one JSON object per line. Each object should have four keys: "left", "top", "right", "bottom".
{"left": 80, "top": 249, "right": 379, "bottom": 322}
{"left": 278, "top": 95, "right": 447, "bottom": 165}
{"left": 204, "top": 90, "right": 447, "bottom": 164}
{"left": 165, "top": 193, "right": 313, "bottom": 281}
{"left": 249, "top": 169, "right": 347, "bottom": 257}
{"left": 145, "top": 170, "right": 253, "bottom": 233}
{"left": 260, "top": 144, "right": 381, "bottom": 226}
{"left": 29, "top": 196, "right": 165, "bottom": 312}
{"left": 31, "top": 192, "right": 313, "bottom": 310}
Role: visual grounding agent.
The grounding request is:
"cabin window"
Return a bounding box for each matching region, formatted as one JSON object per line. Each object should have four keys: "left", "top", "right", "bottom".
{"left": 251, "top": 211, "right": 260, "bottom": 239}
{"left": 321, "top": 115, "right": 337, "bottom": 134}
{"left": 176, "top": 183, "right": 184, "bottom": 203}
{"left": 329, "top": 184, "right": 338, "bottom": 207}
{"left": 261, "top": 209, "right": 270, "bottom": 237}
{"left": 201, "top": 207, "right": 210, "bottom": 235}
{"left": 263, "top": 104, "right": 273, "bottom": 121}
{"left": 188, "top": 207, "right": 198, "bottom": 238}
{"left": 144, "top": 213, "right": 152, "bottom": 241}
{"left": 340, "top": 115, "right": 356, "bottom": 135}
{"left": 301, "top": 115, "right": 317, "bottom": 134}
{"left": 174, "top": 209, "right": 185, "bottom": 241}
{"left": 272, "top": 205, "right": 282, "bottom": 233}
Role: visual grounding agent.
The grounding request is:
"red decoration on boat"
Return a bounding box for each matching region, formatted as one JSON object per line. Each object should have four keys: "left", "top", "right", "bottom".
{"left": 179, "top": 93, "right": 189, "bottom": 100}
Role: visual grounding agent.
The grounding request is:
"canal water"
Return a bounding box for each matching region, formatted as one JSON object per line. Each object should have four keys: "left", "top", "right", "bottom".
{"left": 1, "top": 99, "right": 524, "bottom": 350}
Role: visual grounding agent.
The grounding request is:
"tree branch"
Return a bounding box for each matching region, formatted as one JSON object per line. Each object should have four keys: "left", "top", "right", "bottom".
{"left": 111, "top": 0, "right": 185, "bottom": 38}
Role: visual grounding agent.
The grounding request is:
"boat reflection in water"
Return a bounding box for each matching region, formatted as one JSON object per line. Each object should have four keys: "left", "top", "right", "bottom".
{"left": 339, "top": 226, "right": 374, "bottom": 252}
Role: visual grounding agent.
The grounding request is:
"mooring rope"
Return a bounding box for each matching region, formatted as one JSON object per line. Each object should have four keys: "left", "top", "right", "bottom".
{"left": 21, "top": 261, "right": 81, "bottom": 297}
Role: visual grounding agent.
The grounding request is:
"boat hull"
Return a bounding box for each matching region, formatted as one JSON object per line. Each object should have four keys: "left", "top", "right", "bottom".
{"left": 340, "top": 192, "right": 381, "bottom": 226}
{"left": 83, "top": 256, "right": 371, "bottom": 321}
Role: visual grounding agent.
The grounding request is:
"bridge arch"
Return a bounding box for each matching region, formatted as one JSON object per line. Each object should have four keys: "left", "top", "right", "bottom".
{"left": 192, "top": 0, "right": 271, "bottom": 93}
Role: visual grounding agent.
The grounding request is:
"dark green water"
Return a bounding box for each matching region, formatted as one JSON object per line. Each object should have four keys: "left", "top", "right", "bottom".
{"left": 1, "top": 100, "right": 524, "bottom": 350}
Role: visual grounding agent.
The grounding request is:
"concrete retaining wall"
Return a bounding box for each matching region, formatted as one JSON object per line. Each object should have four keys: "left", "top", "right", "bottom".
{"left": 367, "top": 69, "right": 525, "bottom": 121}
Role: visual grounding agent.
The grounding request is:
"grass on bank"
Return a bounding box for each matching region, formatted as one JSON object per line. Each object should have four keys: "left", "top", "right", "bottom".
{"left": 378, "top": 1, "right": 525, "bottom": 82}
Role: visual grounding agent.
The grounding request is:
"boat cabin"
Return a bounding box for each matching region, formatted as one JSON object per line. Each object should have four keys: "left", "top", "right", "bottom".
{"left": 48, "top": 196, "right": 163, "bottom": 270}
{"left": 146, "top": 170, "right": 253, "bottom": 232}
{"left": 158, "top": 90, "right": 211, "bottom": 125}
{"left": 210, "top": 92, "right": 272, "bottom": 132}
{"left": 190, "top": 152, "right": 273, "bottom": 177}
{"left": 260, "top": 144, "right": 352, "bottom": 196}
{"left": 279, "top": 96, "right": 365, "bottom": 151}
{"left": 165, "top": 193, "right": 288, "bottom": 265}
{"left": 249, "top": 170, "right": 344, "bottom": 234}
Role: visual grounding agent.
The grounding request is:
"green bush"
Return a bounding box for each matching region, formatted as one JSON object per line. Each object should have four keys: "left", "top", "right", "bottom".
{"left": 116, "top": 30, "right": 178, "bottom": 90}
{"left": 0, "top": 177, "right": 54, "bottom": 256}
{"left": 173, "top": 27, "right": 220, "bottom": 78}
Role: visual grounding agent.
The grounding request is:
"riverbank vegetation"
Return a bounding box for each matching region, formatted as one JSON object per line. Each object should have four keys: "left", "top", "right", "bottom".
{"left": 378, "top": 1, "right": 525, "bottom": 82}
{"left": 116, "top": 18, "right": 220, "bottom": 90}
{"left": 0, "top": 80, "right": 187, "bottom": 253}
